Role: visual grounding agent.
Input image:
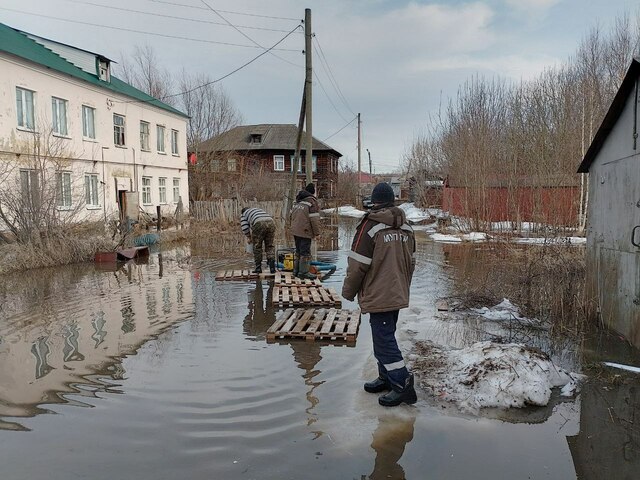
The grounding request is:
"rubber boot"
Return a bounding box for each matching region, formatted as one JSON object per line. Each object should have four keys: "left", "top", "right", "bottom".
{"left": 364, "top": 377, "right": 391, "bottom": 394}
{"left": 293, "top": 258, "right": 300, "bottom": 277}
{"left": 297, "top": 255, "right": 316, "bottom": 280}
{"left": 378, "top": 374, "right": 417, "bottom": 407}
{"left": 267, "top": 259, "right": 276, "bottom": 274}
{"left": 252, "top": 263, "right": 262, "bottom": 274}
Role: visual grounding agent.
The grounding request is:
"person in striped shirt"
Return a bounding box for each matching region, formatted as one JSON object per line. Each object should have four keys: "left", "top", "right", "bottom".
{"left": 241, "top": 207, "right": 276, "bottom": 274}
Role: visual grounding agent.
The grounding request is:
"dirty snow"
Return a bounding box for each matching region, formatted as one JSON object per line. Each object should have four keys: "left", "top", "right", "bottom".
{"left": 512, "top": 236, "right": 586, "bottom": 245}
{"left": 398, "top": 203, "right": 435, "bottom": 223}
{"left": 467, "top": 298, "right": 545, "bottom": 329}
{"left": 409, "top": 341, "right": 585, "bottom": 414}
{"left": 322, "top": 205, "right": 366, "bottom": 218}
{"left": 430, "top": 232, "right": 489, "bottom": 243}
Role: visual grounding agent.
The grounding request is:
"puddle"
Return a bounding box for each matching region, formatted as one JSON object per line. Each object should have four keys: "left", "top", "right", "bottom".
{"left": 0, "top": 221, "right": 638, "bottom": 479}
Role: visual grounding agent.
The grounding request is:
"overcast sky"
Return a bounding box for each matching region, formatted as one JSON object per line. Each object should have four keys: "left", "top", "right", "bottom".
{"left": 1, "top": 0, "right": 639, "bottom": 172}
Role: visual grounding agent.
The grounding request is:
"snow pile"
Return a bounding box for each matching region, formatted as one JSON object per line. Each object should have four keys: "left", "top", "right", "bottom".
{"left": 469, "top": 298, "right": 544, "bottom": 328}
{"left": 512, "top": 236, "right": 586, "bottom": 246}
{"left": 322, "top": 205, "right": 366, "bottom": 218}
{"left": 398, "top": 203, "right": 434, "bottom": 223}
{"left": 430, "top": 232, "right": 489, "bottom": 243}
{"left": 409, "top": 341, "right": 585, "bottom": 414}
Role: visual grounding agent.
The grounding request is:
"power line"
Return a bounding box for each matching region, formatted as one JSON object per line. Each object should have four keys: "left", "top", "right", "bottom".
{"left": 67, "top": 0, "right": 301, "bottom": 34}
{"left": 313, "top": 35, "right": 356, "bottom": 117}
{"left": 117, "top": 24, "right": 303, "bottom": 104}
{"left": 199, "top": 0, "right": 302, "bottom": 69}
{"left": 148, "top": 0, "right": 300, "bottom": 21}
{"left": 0, "top": 7, "right": 300, "bottom": 52}
{"left": 323, "top": 115, "right": 358, "bottom": 142}
{"left": 313, "top": 70, "right": 350, "bottom": 123}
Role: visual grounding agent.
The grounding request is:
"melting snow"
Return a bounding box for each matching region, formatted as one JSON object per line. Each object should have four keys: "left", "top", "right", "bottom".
{"left": 430, "top": 232, "right": 489, "bottom": 243}
{"left": 409, "top": 341, "right": 585, "bottom": 414}
{"left": 322, "top": 205, "right": 366, "bottom": 218}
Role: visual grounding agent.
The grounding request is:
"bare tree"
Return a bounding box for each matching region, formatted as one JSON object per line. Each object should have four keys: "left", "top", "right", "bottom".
{"left": 116, "top": 45, "right": 176, "bottom": 105}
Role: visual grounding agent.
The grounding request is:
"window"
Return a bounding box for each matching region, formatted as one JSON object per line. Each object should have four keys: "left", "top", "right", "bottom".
{"left": 56, "top": 171, "right": 72, "bottom": 208}
{"left": 52, "top": 97, "right": 68, "bottom": 136}
{"left": 82, "top": 105, "right": 96, "bottom": 139}
{"left": 211, "top": 159, "right": 220, "bottom": 172}
{"left": 142, "top": 177, "right": 152, "bottom": 205}
{"left": 171, "top": 129, "right": 179, "bottom": 155}
{"left": 140, "top": 121, "right": 150, "bottom": 150}
{"left": 273, "top": 155, "right": 285, "bottom": 171}
{"left": 20, "top": 169, "right": 39, "bottom": 205}
{"left": 113, "top": 114, "right": 125, "bottom": 146}
{"left": 16, "top": 88, "right": 35, "bottom": 130}
{"left": 250, "top": 134, "right": 262, "bottom": 144}
{"left": 157, "top": 125, "right": 165, "bottom": 153}
{"left": 159, "top": 177, "right": 167, "bottom": 203}
{"left": 85, "top": 174, "right": 99, "bottom": 207}
{"left": 173, "top": 178, "right": 180, "bottom": 203}
{"left": 290, "top": 155, "right": 317, "bottom": 173}
{"left": 228, "top": 158, "right": 237, "bottom": 172}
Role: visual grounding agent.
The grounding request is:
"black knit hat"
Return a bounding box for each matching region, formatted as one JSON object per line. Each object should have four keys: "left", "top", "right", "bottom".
{"left": 305, "top": 183, "right": 315, "bottom": 195}
{"left": 371, "top": 182, "right": 394, "bottom": 204}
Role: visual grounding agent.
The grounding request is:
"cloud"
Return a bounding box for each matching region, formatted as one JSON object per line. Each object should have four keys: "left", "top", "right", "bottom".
{"left": 504, "top": 0, "right": 562, "bottom": 13}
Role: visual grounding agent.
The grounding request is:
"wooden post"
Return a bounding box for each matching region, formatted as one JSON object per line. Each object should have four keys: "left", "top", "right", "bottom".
{"left": 156, "top": 205, "right": 161, "bottom": 232}
{"left": 304, "top": 8, "right": 313, "bottom": 185}
{"left": 287, "top": 82, "right": 307, "bottom": 222}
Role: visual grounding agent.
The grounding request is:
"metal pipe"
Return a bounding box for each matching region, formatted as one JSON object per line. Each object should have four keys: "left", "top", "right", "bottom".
{"left": 101, "top": 146, "right": 109, "bottom": 225}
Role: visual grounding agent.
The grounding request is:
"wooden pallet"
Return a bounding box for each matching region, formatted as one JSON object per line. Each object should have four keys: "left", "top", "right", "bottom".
{"left": 272, "top": 285, "right": 341, "bottom": 307}
{"left": 215, "top": 269, "right": 275, "bottom": 281}
{"left": 274, "top": 271, "right": 322, "bottom": 287}
{"left": 267, "top": 308, "right": 361, "bottom": 343}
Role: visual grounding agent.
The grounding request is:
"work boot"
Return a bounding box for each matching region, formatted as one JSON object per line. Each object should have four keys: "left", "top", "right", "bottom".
{"left": 297, "top": 256, "right": 316, "bottom": 280}
{"left": 364, "top": 377, "right": 391, "bottom": 394}
{"left": 267, "top": 259, "right": 276, "bottom": 274}
{"left": 378, "top": 374, "right": 417, "bottom": 407}
{"left": 252, "top": 263, "right": 262, "bottom": 274}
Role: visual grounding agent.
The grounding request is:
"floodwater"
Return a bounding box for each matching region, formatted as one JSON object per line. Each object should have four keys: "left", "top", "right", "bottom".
{"left": 0, "top": 220, "right": 638, "bottom": 480}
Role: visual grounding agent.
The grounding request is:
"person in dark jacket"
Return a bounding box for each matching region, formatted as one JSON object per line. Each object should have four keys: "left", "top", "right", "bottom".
{"left": 241, "top": 207, "right": 276, "bottom": 274}
{"left": 342, "top": 182, "right": 417, "bottom": 407}
{"left": 290, "top": 183, "right": 321, "bottom": 279}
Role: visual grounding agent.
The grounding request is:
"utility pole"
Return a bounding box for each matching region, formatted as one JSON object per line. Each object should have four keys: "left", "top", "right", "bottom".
{"left": 304, "top": 8, "right": 313, "bottom": 185}
{"left": 357, "top": 112, "right": 361, "bottom": 203}
{"left": 288, "top": 82, "right": 307, "bottom": 221}
{"left": 367, "top": 148, "right": 372, "bottom": 176}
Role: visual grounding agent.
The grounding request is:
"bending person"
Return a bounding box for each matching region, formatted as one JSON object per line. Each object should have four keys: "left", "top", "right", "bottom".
{"left": 240, "top": 207, "right": 276, "bottom": 274}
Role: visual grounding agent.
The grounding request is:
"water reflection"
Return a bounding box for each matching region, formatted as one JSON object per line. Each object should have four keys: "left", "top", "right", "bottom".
{"left": 0, "top": 259, "right": 193, "bottom": 430}
{"left": 368, "top": 414, "right": 416, "bottom": 480}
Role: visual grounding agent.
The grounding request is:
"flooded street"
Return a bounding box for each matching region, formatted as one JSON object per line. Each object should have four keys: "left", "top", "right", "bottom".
{"left": 1, "top": 221, "right": 639, "bottom": 480}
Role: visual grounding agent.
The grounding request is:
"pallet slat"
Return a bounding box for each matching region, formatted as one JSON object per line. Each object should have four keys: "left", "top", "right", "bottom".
{"left": 215, "top": 269, "right": 276, "bottom": 281}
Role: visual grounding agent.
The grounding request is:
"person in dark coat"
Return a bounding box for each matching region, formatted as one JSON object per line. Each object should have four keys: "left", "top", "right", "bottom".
{"left": 290, "top": 183, "right": 321, "bottom": 279}
{"left": 342, "top": 182, "right": 417, "bottom": 407}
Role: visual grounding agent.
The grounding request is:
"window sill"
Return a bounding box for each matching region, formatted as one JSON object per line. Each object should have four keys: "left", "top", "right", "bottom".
{"left": 82, "top": 137, "right": 98, "bottom": 143}
{"left": 56, "top": 206, "right": 73, "bottom": 211}
{"left": 172, "top": 153, "right": 180, "bottom": 157}
{"left": 53, "top": 133, "right": 72, "bottom": 140}
{"left": 16, "top": 126, "right": 37, "bottom": 133}
{"left": 158, "top": 151, "right": 167, "bottom": 155}
{"left": 141, "top": 148, "right": 151, "bottom": 152}
{"left": 142, "top": 203, "right": 153, "bottom": 207}
{"left": 114, "top": 144, "right": 127, "bottom": 149}
{"left": 86, "top": 205, "right": 102, "bottom": 210}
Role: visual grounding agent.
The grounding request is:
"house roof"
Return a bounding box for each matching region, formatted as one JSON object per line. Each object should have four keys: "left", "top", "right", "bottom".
{"left": 0, "top": 22, "right": 188, "bottom": 119}
{"left": 577, "top": 57, "right": 640, "bottom": 173}
{"left": 199, "top": 124, "right": 342, "bottom": 157}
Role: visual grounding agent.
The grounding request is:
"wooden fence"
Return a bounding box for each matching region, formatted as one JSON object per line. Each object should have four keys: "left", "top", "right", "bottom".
{"left": 191, "top": 200, "right": 287, "bottom": 223}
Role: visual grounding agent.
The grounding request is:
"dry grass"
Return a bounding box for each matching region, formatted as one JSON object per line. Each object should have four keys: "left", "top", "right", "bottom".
{"left": 447, "top": 242, "right": 592, "bottom": 337}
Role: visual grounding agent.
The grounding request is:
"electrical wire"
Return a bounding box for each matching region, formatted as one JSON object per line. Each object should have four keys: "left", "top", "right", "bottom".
{"left": 313, "top": 35, "right": 356, "bottom": 117}
{"left": 199, "top": 0, "right": 302, "bottom": 69}
{"left": 0, "top": 7, "right": 300, "bottom": 52}
{"left": 313, "top": 70, "right": 350, "bottom": 123}
{"left": 323, "top": 115, "right": 357, "bottom": 142}
{"left": 67, "top": 0, "right": 301, "bottom": 34}
{"left": 148, "top": 0, "right": 300, "bottom": 21}
{"left": 116, "top": 23, "right": 303, "bottom": 104}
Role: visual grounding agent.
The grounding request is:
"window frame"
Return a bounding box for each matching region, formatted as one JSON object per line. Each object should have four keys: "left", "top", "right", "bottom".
{"left": 273, "top": 154, "right": 285, "bottom": 171}
{"left": 16, "top": 87, "right": 35, "bottom": 131}
{"left": 82, "top": 105, "right": 96, "bottom": 140}
{"left": 20, "top": 169, "right": 40, "bottom": 206}
{"left": 171, "top": 129, "right": 179, "bottom": 155}
{"left": 84, "top": 173, "right": 100, "bottom": 208}
{"left": 142, "top": 176, "right": 152, "bottom": 205}
{"left": 158, "top": 177, "right": 167, "bottom": 204}
{"left": 290, "top": 155, "right": 317, "bottom": 173}
{"left": 173, "top": 178, "right": 180, "bottom": 203}
{"left": 156, "top": 125, "right": 165, "bottom": 153}
{"left": 56, "top": 171, "right": 73, "bottom": 209}
{"left": 140, "top": 121, "right": 150, "bottom": 151}
{"left": 113, "top": 114, "right": 126, "bottom": 147}
{"left": 51, "top": 97, "right": 69, "bottom": 137}
{"left": 227, "top": 158, "right": 237, "bottom": 172}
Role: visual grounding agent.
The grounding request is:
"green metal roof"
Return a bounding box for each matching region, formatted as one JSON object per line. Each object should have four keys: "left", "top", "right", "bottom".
{"left": 0, "top": 22, "right": 188, "bottom": 118}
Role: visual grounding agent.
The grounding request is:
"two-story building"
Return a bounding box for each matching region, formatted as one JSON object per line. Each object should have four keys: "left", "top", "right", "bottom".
{"left": 194, "top": 124, "right": 342, "bottom": 200}
{"left": 0, "top": 22, "right": 189, "bottom": 232}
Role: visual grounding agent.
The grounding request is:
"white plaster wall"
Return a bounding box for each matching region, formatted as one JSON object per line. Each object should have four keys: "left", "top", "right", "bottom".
{"left": 0, "top": 52, "right": 189, "bottom": 226}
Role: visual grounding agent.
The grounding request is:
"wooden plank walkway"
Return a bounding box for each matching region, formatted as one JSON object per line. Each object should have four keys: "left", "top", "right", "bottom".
{"left": 272, "top": 285, "right": 341, "bottom": 307}
{"left": 215, "top": 269, "right": 275, "bottom": 281}
{"left": 274, "top": 271, "right": 322, "bottom": 287}
{"left": 267, "top": 308, "right": 361, "bottom": 343}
